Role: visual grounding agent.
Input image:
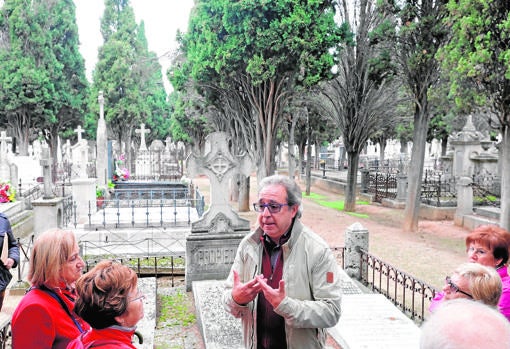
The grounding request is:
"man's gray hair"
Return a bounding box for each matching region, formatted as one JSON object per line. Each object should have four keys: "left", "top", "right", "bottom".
{"left": 259, "top": 175, "right": 303, "bottom": 218}
{"left": 420, "top": 298, "right": 510, "bottom": 349}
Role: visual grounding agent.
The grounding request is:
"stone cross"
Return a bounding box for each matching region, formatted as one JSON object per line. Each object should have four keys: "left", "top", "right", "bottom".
{"left": 135, "top": 123, "right": 150, "bottom": 151}
{"left": 74, "top": 125, "right": 85, "bottom": 143}
{"left": 40, "top": 145, "right": 54, "bottom": 199}
{"left": 187, "top": 131, "right": 252, "bottom": 234}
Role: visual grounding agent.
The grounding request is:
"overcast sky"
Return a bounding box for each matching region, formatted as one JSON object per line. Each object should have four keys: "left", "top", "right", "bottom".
{"left": 75, "top": 0, "right": 194, "bottom": 92}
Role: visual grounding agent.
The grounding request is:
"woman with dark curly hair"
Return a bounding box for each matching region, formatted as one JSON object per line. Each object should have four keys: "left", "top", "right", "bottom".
{"left": 66, "top": 260, "right": 145, "bottom": 349}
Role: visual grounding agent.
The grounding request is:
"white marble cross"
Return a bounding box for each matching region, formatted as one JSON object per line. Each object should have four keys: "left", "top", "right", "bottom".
{"left": 135, "top": 123, "right": 151, "bottom": 151}
{"left": 74, "top": 125, "right": 85, "bottom": 142}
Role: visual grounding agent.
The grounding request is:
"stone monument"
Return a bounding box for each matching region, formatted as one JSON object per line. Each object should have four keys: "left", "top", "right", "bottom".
{"left": 96, "top": 91, "right": 108, "bottom": 189}
{"left": 32, "top": 145, "right": 65, "bottom": 235}
{"left": 185, "top": 131, "right": 253, "bottom": 290}
{"left": 134, "top": 123, "right": 151, "bottom": 178}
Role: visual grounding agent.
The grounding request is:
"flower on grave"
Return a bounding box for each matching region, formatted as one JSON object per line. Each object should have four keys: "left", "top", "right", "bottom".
{"left": 113, "top": 154, "right": 130, "bottom": 181}
{"left": 0, "top": 181, "right": 16, "bottom": 203}
{"left": 114, "top": 167, "right": 130, "bottom": 181}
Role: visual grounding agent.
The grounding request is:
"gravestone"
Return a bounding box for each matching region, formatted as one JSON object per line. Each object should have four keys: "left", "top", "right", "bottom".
{"left": 448, "top": 115, "right": 484, "bottom": 177}
{"left": 71, "top": 126, "right": 89, "bottom": 178}
{"left": 135, "top": 123, "right": 150, "bottom": 151}
{"left": 96, "top": 91, "right": 108, "bottom": 189}
{"left": 134, "top": 124, "right": 151, "bottom": 179}
{"left": 32, "top": 145, "right": 65, "bottom": 235}
{"left": 185, "top": 131, "right": 253, "bottom": 291}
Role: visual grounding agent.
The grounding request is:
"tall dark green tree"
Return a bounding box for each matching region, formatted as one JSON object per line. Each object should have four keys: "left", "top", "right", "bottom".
{"left": 87, "top": 0, "right": 168, "bottom": 168}
{"left": 0, "top": 0, "right": 87, "bottom": 156}
{"left": 45, "top": 0, "right": 89, "bottom": 159}
{"left": 171, "top": 0, "right": 349, "bottom": 180}
{"left": 438, "top": 0, "right": 510, "bottom": 229}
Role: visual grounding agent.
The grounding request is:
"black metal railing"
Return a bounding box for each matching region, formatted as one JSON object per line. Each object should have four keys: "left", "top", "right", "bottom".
{"left": 420, "top": 170, "right": 456, "bottom": 207}
{"left": 84, "top": 255, "right": 186, "bottom": 287}
{"left": 85, "top": 198, "right": 203, "bottom": 229}
{"left": 359, "top": 249, "right": 438, "bottom": 324}
{"left": 367, "top": 172, "right": 397, "bottom": 203}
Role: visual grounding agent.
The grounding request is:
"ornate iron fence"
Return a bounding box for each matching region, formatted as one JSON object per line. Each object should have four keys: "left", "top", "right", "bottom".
{"left": 367, "top": 172, "right": 397, "bottom": 203}
{"left": 420, "top": 169, "right": 456, "bottom": 207}
{"left": 359, "top": 249, "right": 438, "bottom": 324}
{"left": 85, "top": 198, "right": 202, "bottom": 229}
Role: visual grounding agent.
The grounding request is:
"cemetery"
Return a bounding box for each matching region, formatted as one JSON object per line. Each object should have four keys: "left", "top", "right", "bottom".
{"left": 0, "top": 0, "right": 508, "bottom": 348}
{"left": 0, "top": 104, "right": 505, "bottom": 348}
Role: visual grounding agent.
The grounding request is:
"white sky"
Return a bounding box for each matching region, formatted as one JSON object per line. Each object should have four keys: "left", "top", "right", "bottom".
{"left": 75, "top": 0, "right": 194, "bottom": 92}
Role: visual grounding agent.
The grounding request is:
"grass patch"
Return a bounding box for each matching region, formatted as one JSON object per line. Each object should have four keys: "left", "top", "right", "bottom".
{"left": 303, "top": 192, "right": 370, "bottom": 218}
{"left": 158, "top": 290, "right": 196, "bottom": 328}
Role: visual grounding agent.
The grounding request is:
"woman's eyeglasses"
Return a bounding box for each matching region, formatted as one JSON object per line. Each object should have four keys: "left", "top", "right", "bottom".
{"left": 129, "top": 290, "right": 146, "bottom": 303}
{"left": 445, "top": 276, "right": 473, "bottom": 298}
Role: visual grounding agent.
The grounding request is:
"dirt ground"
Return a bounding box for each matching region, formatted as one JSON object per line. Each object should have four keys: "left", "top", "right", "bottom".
{"left": 173, "top": 174, "right": 471, "bottom": 348}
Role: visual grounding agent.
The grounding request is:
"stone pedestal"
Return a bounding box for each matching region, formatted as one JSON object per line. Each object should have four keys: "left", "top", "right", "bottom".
{"left": 454, "top": 176, "right": 473, "bottom": 226}
{"left": 186, "top": 232, "right": 246, "bottom": 291}
{"left": 344, "top": 222, "right": 369, "bottom": 279}
{"left": 71, "top": 178, "right": 96, "bottom": 218}
{"left": 32, "top": 197, "right": 65, "bottom": 236}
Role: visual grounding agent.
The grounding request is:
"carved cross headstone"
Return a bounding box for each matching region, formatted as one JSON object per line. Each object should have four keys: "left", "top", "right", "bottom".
{"left": 187, "top": 131, "right": 252, "bottom": 234}
{"left": 135, "top": 123, "right": 151, "bottom": 151}
{"left": 74, "top": 125, "right": 85, "bottom": 143}
{"left": 185, "top": 131, "right": 253, "bottom": 290}
{"left": 40, "top": 146, "right": 54, "bottom": 199}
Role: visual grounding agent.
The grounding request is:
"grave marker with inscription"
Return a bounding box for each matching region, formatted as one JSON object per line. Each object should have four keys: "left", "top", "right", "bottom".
{"left": 185, "top": 132, "right": 253, "bottom": 290}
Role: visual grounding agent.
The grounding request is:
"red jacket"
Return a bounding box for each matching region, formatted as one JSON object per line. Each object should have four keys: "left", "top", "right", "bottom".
{"left": 66, "top": 327, "right": 137, "bottom": 349}
{"left": 11, "top": 286, "right": 90, "bottom": 349}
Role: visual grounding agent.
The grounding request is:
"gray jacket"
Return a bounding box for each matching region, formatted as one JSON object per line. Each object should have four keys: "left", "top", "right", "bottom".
{"left": 223, "top": 219, "right": 342, "bottom": 348}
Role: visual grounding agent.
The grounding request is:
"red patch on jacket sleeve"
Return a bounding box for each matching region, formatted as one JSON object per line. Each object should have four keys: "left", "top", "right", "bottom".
{"left": 327, "top": 271, "right": 334, "bottom": 283}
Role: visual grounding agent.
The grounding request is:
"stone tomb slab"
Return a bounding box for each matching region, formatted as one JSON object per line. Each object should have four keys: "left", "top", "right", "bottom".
{"left": 193, "top": 280, "right": 243, "bottom": 349}
{"left": 328, "top": 294, "right": 420, "bottom": 349}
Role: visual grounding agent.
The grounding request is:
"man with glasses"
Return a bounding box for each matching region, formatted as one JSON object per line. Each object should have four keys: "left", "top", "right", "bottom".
{"left": 224, "top": 175, "right": 342, "bottom": 348}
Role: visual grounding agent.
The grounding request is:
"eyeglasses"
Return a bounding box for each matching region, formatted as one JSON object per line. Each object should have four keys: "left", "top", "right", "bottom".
{"left": 253, "top": 202, "right": 289, "bottom": 213}
{"left": 445, "top": 276, "right": 473, "bottom": 298}
{"left": 129, "top": 291, "right": 145, "bottom": 303}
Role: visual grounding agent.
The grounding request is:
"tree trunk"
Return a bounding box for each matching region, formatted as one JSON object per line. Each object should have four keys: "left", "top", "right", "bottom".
{"left": 379, "top": 140, "right": 386, "bottom": 163}
{"left": 403, "top": 107, "right": 430, "bottom": 231}
{"left": 345, "top": 151, "right": 360, "bottom": 212}
{"left": 500, "top": 125, "right": 510, "bottom": 230}
{"left": 306, "top": 136, "right": 312, "bottom": 196}
{"left": 238, "top": 175, "right": 250, "bottom": 212}
{"left": 287, "top": 117, "right": 297, "bottom": 179}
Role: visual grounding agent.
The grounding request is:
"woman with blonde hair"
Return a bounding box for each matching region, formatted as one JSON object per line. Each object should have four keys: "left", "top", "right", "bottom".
{"left": 442, "top": 263, "right": 502, "bottom": 307}
{"left": 12, "top": 229, "right": 90, "bottom": 348}
{"left": 67, "top": 260, "right": 144, "bottom": 349}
